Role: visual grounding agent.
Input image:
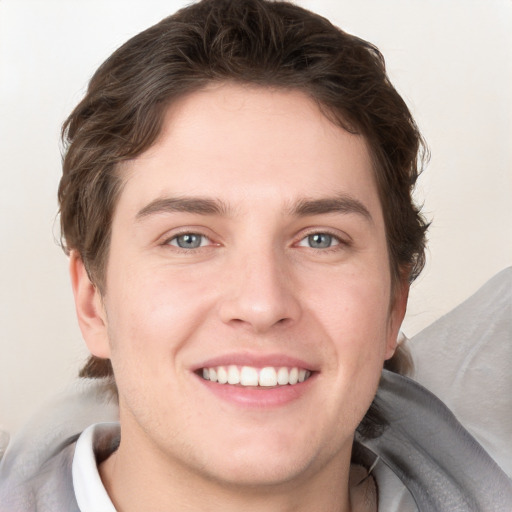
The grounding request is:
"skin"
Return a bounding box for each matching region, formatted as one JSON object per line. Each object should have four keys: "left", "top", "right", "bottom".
{"left": 71, "top": 84, "right": 408, "bottom": 512}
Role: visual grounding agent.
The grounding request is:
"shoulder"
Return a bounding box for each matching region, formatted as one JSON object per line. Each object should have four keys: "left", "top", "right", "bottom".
{"left": 0, "top": 379, "right": 118, "bottom": 512}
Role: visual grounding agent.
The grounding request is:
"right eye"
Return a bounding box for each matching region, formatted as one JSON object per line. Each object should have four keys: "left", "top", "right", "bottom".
{"left": 167, "top": 233, "right": 210, "bottom": 249}
{"left": 296, "top": 232, "right": 341, "bottom": 250}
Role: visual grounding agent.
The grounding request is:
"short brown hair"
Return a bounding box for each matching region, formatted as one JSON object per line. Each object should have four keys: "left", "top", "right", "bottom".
{"left": 59, "top": 0, "right": 427, "bottom": 388}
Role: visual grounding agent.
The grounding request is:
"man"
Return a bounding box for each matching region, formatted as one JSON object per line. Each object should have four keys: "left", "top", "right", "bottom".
{"left": 1, "top": 1, "right": 510, "bottom": 510}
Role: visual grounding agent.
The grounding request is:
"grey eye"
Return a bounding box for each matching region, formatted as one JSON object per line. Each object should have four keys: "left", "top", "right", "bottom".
{"left": 173, "top": 233, "right": 204, "bottom": 249}
{"left": 307, "top": 233, "right": 334, "bottom": 248}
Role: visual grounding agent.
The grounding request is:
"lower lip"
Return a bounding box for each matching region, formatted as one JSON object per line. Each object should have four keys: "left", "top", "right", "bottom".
{"left": 196, "top": 373, "right": 315, "bottom": 408}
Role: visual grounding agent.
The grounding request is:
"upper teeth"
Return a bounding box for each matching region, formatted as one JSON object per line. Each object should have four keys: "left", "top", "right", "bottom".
{"left": 202, "top": 366, "right": 311, "bottom": 387}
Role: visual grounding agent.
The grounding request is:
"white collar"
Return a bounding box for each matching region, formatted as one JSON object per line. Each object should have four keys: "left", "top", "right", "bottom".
{"left": 72, "top": 422, "right": 119, "bottom": 512}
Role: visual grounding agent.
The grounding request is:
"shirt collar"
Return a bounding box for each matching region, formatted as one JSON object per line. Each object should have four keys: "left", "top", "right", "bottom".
{"left": 72, "top": 422, "right": 119, "bottom": 512}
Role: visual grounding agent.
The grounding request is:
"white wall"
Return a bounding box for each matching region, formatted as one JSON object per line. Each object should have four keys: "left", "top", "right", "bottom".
{"left": 1, "top": 0, "right": 511, "bottom": 435}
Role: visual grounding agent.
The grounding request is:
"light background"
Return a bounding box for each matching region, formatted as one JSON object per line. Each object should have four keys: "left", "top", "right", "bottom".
{"left": 1, "top": 0, "right": 511, "bottom": 434}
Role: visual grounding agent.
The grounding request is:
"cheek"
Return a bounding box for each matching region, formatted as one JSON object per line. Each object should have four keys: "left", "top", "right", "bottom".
{"left": 304, "top": 269, "right": 392, "bottom": 384}
{"left": 102, "top": 273, "right": 200, "bottom": 417}
{"left": 103, "top": 265, "right": 208, "bottom": 370}
{"left": 310, "top": 269, "right": 391, "bottom": 338}
{"left": 295, "top": 271, "right": 392, "bottom": 442}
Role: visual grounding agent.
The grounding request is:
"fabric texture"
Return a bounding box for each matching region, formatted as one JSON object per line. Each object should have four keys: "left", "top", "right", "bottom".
{"left": 410, "top": 267, "right": 512, "bottom": 477}
{"left": 73, "top": 423, "right": 118, "bottom": 512}
{"left": 0, "top": 380, "right": 118, "bottom": 511}
{"left": 360, "top": 371, "right": 512, "bottom": 511}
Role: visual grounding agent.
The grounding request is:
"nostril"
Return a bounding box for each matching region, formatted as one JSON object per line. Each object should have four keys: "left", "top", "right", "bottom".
{"left": 228, "top": 316, "right": 291, "bottom": 330}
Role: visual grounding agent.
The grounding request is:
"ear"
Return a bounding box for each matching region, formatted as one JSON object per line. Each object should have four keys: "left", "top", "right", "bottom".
{"left": 384, "top": 279, "right": 409, "bottom": 360}
{"left": 69, "top": 250, "right": 111, "bottom": 359}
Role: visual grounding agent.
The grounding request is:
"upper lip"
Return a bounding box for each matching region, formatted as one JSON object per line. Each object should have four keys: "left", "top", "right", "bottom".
{"left": 192, "top": 352, "right": 318, "bottom": 372}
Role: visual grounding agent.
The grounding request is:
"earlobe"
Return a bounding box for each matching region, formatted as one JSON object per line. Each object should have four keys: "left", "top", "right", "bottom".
{"left": 69, "top": 251, "right": 111, "bottom": 359}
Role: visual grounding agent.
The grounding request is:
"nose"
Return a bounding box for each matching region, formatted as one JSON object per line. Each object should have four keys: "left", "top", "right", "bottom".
{"left": 218, "top": 247, "right": 301, "bottom": 333}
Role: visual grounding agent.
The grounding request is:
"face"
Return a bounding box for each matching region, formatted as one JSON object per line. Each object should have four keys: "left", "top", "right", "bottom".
{"left": 73, "top": 84, "right": 407, "bottom": 489}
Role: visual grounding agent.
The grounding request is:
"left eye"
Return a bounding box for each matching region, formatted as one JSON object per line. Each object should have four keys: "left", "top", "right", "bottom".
{"left": 298, "top": 233, "right": 340, "bottom": 249}
{"left": 168, "top": 233, "right": 209, "bottom": 249}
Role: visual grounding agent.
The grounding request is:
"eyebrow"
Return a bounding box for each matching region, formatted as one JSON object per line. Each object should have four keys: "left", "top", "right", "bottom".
{"left": 135, "top": 194, "right": 372, "bottom": 222}
{"left": 289, "top": 195, "right": 372, "bottom": 221}
{"left": 136, "top": 197, "right": 230, "bottom": 219}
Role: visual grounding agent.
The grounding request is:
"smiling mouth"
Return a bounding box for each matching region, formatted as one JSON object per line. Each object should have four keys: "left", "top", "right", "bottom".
{"left": 200, "top": 365, "right": 312, "bottom": 387}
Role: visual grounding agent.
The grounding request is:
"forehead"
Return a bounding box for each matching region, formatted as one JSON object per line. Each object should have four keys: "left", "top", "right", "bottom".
{"left": 116, "top": 84, "right": 381, "bottom": 221}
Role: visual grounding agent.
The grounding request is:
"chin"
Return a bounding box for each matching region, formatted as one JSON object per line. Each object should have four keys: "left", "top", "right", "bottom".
{"left": 186, "top": 428, "right": 342, "bottom": 489}
{"left": 199, "top": 454, "right": 312, "bottom": 488}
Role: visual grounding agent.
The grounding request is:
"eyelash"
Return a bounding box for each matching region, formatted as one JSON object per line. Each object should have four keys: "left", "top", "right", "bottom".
{"left": 161, "top": 229, "right": 349, "bottom": 254}
{"left": 163, "top": 232, "right": 214, "bottom": 251}
{"left": 295, "top": 230, "right": 349, "bottom": 253}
